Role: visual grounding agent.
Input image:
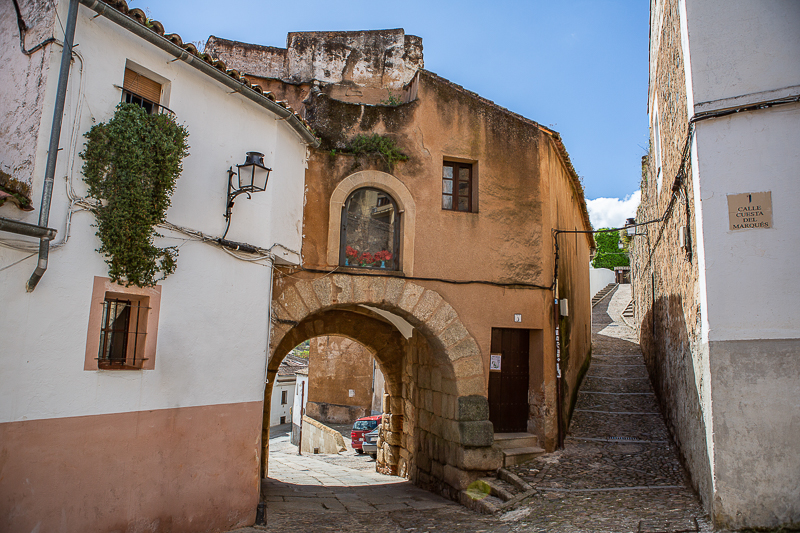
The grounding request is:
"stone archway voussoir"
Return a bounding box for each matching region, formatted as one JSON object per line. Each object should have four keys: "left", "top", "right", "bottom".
{"left": 411, "top": 290, "right": 443, "bottom": 323}
{"left": 294, "top": 281, "right": 321, "bottom": 314}
{"left": 446, "top": 337, "right": 480, "bottom": 362}
{"left": 382, "top": 278, "right": 406, "bottom": 306}
{"left": 398, "top": 283, "right": 425, "bottom": 314}
{"left": 426, "top": 301, "right": 458, "bottom": 335}
{"left": 452, "top": 355, "right": 483, "bottom": 379}
{"left": 278, "top": 285, "right": 308, "bottom": 322}
{"left": 312, "top": 277, "right": 334, "bottom": 308}
{"left": 331, "top": 274, "right": 354, "bottom": 304}
{"left": 456, "top": 376, "right": 486, "bottom": 397}
{"left": 440, "top": 321, "right": 469, "bottom": 348}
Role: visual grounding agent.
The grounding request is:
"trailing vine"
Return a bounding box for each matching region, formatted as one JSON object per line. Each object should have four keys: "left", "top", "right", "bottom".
{"left": 81, "top": 103, "right": 189, "bottom": 287}
{"left": 345, "top": 133, "right": 408, "bottom": 172}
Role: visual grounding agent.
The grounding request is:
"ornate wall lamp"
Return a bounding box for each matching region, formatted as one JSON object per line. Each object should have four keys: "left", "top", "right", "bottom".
{"left": 223, "top": 151, "right": 271, "bottom": 238}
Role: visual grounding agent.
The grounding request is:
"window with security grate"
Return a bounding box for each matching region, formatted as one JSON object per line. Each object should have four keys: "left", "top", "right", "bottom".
{"left": 98, "top": 298, "right": 150, "bottom": 369}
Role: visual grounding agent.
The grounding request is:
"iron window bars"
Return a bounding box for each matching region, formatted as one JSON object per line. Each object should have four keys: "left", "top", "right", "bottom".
{"left": 121, "top": 89, "right": 175, "bottom": 116}
{"left": 97, "top": 298, "right": 150, "bottom": 369}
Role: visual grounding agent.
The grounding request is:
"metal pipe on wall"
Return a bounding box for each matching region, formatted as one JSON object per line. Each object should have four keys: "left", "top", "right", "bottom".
{"left": 26, "top": 0, "right": 79, "bottom": 292}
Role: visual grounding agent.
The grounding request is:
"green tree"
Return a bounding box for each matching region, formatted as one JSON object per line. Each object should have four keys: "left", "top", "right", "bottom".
{"left": 592, "top": 228, "right": 630, "bottom": 269}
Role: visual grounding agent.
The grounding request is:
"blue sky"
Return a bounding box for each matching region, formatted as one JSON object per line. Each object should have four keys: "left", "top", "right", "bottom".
{"left": 133, "top": 0, "right": 649, "bottom": 227}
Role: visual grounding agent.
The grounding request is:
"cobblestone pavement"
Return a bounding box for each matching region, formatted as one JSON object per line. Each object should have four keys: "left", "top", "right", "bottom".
{"left": 504, "top": 285, "right": 715, "bottom": 532}
{"left": 230, "top": 285, "right": 719, "bottom": 532}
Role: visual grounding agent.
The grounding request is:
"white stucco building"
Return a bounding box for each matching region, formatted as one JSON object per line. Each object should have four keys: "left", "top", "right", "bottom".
{"left": 634, "top": 0, "right": 800, "bottom": 529}
{"left": 270, "top": 354, "right": 308, "bottom": 427}
{"left": 0, "top": 1, "right": 317, "bottom": 531}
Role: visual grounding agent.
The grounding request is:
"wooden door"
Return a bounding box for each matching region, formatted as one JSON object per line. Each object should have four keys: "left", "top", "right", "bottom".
{"left": 488, "top": 328, "right": 530, "bottom": 433}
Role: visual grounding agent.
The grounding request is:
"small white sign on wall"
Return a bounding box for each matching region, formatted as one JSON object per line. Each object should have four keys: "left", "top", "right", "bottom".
{"left": 490, "top": 353, "right": 502, "bottom": 372}
{"left": 348, "top": 389, "right": 355, "bottom": 397}
{"left": 514, "top": 314, "right": 522, "bottom": 323}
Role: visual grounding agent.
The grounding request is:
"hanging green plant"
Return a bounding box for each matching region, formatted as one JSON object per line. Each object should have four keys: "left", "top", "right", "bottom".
{"left": 81, "top": 103, "right": 189, "bottom": 287}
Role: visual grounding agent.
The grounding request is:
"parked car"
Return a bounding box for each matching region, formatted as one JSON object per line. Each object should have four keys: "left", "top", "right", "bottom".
{"left": 361, "top": 427, "right": 380, "bottom": 459}
{"left": 351, "top": 414, "right": 381, "bottom": 454}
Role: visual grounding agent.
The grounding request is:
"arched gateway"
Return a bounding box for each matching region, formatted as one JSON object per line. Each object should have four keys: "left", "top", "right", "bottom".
{"left": 263, "top": 272, "right": 503, "bottom": 497}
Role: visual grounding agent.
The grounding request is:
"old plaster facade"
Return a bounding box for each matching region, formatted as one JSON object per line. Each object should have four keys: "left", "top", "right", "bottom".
{"left": 0, "top": 1, "right": 316, "bottom": 531}
{"left": 633, "top": 0, "right": 800, "bottom": 529}
{"left": 305, "top": 336, "right": 384, "bottom": 424}
{"left": 209, "top": 29, "right": 593, "bottom": 499}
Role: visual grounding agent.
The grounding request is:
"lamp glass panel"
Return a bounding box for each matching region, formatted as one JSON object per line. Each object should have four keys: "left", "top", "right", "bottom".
{"left": 238, "top": 164, "right": 254, "bottom": 190}
{"left": 252, "top": 166, "right": 269, "bottom": 191}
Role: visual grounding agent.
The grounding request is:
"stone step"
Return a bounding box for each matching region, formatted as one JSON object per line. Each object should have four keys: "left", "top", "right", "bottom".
{"left": 622, "top": 299, "right": 635, "bottom": 317}
{"left": 591, "top": 283, "right": 617, "bottom": 306}
{"left": 480, "top": 476, "right": 516, "bottom": 502}
{"left": 502, "top": 446, "right": 545, "bottom": 467}
{"left": 497, "top": 467, "right": 533, "bottom": 492}
{"left": 493, "top": 432, "right": 539, "bottom": 450}
{"left": 460, "top": 489, "right": 505, "bottom": 515}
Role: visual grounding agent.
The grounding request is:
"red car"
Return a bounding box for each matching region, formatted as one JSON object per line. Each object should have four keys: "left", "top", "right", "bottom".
{"left": 350, "top": 415, "right": 381, "bottom": 454}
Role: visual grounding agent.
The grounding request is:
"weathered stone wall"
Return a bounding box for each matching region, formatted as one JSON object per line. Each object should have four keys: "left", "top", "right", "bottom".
{"left": 307, "top": 336, "right": 374, "bottom": 422}
{"left": 632, "top": 0, "right": 713, "bottom": 513}
{"left": 0, "top": 0, "right": 57, "bottom": 206}
{"left": 299, "top": 415, "right": 347, "bottom": 454}
{"left": 206, "top": 29, "right": 422, "bottom": 106}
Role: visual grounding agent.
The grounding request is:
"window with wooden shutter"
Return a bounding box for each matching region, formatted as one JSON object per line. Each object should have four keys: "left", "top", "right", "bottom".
{"left": 122, "top": 68, "right": 162, "bottom": 114}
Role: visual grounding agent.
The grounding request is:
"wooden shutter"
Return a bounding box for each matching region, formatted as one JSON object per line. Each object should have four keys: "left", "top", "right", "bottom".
{"left": 123, "top": 68, "right": 161, "bottom": 103}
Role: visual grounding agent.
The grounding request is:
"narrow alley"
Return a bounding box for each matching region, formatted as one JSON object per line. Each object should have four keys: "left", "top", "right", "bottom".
{"left": 230, "top": 285, "right": 716, "bottom": 533}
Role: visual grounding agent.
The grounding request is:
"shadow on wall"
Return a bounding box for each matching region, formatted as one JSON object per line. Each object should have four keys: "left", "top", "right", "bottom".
{"left": 638, "top": 293, "right": 713, "bottom": 515}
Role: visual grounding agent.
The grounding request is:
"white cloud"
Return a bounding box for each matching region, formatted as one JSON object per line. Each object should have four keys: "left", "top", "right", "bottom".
{"left": 586, "top": 190, "right": 641, "bottom": 229}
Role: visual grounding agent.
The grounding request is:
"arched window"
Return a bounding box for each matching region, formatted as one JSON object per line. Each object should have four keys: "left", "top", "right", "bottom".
{"left": 340, "top": 188, "right": 399, "bottom": 270}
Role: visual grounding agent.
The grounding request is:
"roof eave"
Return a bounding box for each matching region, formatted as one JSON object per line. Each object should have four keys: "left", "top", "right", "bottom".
{"left": 78, "top": 0, "right": 319, "bottom": 147}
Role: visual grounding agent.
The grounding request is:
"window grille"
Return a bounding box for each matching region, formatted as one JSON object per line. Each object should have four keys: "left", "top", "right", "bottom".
{"left": 98, "top": 298, "right": 150, "bottom": 369}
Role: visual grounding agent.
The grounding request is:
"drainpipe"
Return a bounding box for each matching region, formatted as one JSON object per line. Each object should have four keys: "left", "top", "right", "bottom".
{"left": 26, "top": 0, "right": 79, "bottom": 292}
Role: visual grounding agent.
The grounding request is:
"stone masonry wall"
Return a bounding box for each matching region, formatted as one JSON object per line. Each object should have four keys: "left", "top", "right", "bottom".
{"left": 0, "top": 0, "right": 57, "bottom": 206}
{"left": 632, "top": 0, "right": 713, "bottom": 512}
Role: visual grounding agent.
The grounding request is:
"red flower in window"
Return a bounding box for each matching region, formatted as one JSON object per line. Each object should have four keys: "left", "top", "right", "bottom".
{"left": 359, "top": 252, "right": 374, "bottom": 266}
{"left": 373, "top": 250, "right": 393, "bottom": 262}
{"left": 346, "top": 246, "right": 359, "bottom": 259}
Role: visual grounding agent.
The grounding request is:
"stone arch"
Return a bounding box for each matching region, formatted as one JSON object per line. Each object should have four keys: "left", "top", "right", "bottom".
{"left": 265, "top": 272, "right": 501, "bottom": 497}
{"left": 326, "top": 170, "right": 417, "bottom": 275}
{"left": 269, "top": 307, "right": 407, "bottom": 398}
{"left": 270, "top": 275, "right": 484, "bottom": 397}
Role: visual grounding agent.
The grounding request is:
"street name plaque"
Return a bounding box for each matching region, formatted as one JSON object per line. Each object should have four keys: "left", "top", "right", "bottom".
{"left": 727, "top": 191, "right": 772, "bottom": 230}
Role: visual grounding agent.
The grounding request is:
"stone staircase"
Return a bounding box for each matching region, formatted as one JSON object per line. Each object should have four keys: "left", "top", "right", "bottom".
{"left": 622, "top": 298, "right": 635, "bottom": 319}
{"left": 493, "top": 432, "right": 544, "bottom": 467}
{"left": 460, "top": 467, "right": 537, "bottom": 515}
{"left": 592, "top": 283, "right": 617, "bottom": 307}
{"left": 458, "top": 433, "right": 545, "bottom": 514}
